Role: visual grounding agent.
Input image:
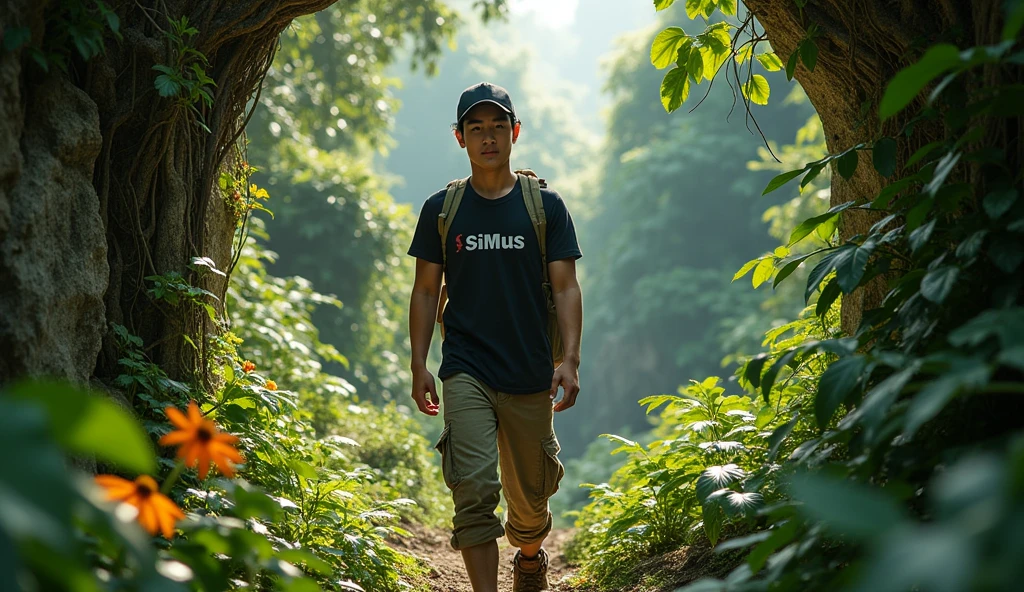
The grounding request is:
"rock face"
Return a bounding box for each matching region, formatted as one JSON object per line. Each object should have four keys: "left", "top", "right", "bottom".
{"left": 0, "top": 36, "right": 108, "bottom": 385}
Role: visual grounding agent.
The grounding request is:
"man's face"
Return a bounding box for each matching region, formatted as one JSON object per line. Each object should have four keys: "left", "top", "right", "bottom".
{"left": 455, "top": 102, "right": 520, "bottom": 169}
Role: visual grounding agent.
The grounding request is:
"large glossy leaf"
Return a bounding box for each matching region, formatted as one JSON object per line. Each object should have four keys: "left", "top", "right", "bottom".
{"left": 919, "top": 266, "right": 959, "bottom": 304}
{"left": 948, "top": 308, "right": 1024, "bottom": 349}
{"left": 872, "top": 137, "right": 898, "bottom": 177}
{"left": 762, "top": 168, "right": 806, "bottom": 196}
{"left": 742, "top": 75, "right": 770, "bottom": 105}
{"left": 879, "top": 44, "right": 962, "bottom": 119}
{"left": 651, "top": 27, "right": 688, "bottom": 69}
{"left": 660, "top": 66, "right": 690, "bottom": 112}
{"left": 696, "top": 464, "right": 746, "bottom": 502}
{"left": 904, "top": 359, "right": 990, "bottom": 438}
{"left": 815, "top": 356, "right": 869, "bottom": 428}
{"left": 8, "top": 381, "right": 157, "bottom": 475}
{"left": 788, "top": 472, "right": 906, "bottom": 540}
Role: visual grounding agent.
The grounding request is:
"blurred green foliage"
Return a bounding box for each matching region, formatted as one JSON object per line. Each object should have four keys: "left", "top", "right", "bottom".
{"left": 569, "top": 2, "right": 1024, "bottom": 591}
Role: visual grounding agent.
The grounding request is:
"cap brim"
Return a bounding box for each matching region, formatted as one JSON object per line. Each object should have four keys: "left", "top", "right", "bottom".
{"left": 459, "top": 99, "right": 513, "bottom": 122}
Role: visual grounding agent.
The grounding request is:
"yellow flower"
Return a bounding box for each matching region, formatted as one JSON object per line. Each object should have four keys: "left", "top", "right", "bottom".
{"left": 159, "top": 401, "right": 243, "bottom": 479}
{"left": 95, "top": 475, "right": 184, "bottom": 539}
{"left": 265, "top": 380, "right": 277, "bottom": 391}
{"left": 242, "top": 360, "right": 255, "bottom": 373}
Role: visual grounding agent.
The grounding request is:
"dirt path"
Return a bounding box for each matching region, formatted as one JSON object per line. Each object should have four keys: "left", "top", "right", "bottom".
{"left": 395, "top": 526, "right": 578, "bottom": 591}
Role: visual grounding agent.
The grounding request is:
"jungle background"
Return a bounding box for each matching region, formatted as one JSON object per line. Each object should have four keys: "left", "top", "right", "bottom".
{"left": 2, "top": 0, "right": 1022, "bottom": 590}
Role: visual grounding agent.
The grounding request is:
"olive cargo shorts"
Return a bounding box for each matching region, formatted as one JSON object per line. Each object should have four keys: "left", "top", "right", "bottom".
{"left": 434, "top": 372, "right": 565, "bottom": 550}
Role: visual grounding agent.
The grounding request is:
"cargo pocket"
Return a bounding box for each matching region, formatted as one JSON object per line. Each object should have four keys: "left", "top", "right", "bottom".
{"left": 539, "top": 434, "right": 565, "bottom": 498}
{"left": 434, "top": 424, "right": 460, "bottom": 490}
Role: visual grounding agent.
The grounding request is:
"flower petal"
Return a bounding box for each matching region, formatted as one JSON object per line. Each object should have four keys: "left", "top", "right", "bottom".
{"left": 187, "top": 401, "right": 203, "bottom": 424}
{"left": 136, "top": 501, "right": 160, "bottom": 536}
{"left": 165, "top": 406, "right": 192, "bottom": 430}
{"left": 95, "top": 475, "right": 136, "bottom": 501}
{"left": 180, "top": 441, "right": 200, "bottom": 466}
{"left": 196, "top": 448, "right": 212, "bottom": 479}
{"left": 213, "top": 455, "right": 237, "bottom": 478}
{"left": 211, "top": 441, "right": 244, "bottom": 464}
{"left": 158, "top": 430, "right": 193, "bottom": 447}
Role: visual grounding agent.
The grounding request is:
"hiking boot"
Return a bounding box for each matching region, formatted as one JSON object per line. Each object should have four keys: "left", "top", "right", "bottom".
{"left": 512, "top": 548, "right": 550, "bottom": 592}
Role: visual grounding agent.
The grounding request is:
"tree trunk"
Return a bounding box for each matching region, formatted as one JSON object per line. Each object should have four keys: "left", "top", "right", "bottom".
{"left": 744, "top": 0, "right": 1006, "bottom": 334}
{"left": 86, "top": 0, "right": 334, "bottom": 388}
{"left": 1, "top": 0, "right": 333, "bottom": 388}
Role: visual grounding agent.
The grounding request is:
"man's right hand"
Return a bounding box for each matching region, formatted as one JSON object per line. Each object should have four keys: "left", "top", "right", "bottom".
{"left": 411, "top": 365, "right": 440, "bottom": 416}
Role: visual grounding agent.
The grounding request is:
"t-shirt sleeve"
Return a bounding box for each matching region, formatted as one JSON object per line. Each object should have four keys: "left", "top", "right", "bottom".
{"left": 407, "top": 192, "right": 445, "bottom": 264}
{"left": 543, "top": 190, "right": 582, "bottom": 262}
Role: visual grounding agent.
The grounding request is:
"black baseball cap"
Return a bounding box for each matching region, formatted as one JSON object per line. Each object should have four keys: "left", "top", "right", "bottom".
{"left": 454, "top": 82, "right": 517, "bottom": 129}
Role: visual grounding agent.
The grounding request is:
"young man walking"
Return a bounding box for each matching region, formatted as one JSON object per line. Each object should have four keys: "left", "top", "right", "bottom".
{"left": 407, "top": 82, "right": 583, "bottom": 592}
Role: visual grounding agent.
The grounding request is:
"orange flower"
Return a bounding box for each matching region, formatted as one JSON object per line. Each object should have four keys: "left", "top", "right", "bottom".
{"left": 242, "top": 360, "right": 255, "bottom": 373}
{"left": 159, "top": 401, "right": 244, "bottom": 479}
{"left": 95, "top": 475, "right": 184, "bottom": 539}
{"left": 265, "top": 380, "right": 277, "bottom": 391}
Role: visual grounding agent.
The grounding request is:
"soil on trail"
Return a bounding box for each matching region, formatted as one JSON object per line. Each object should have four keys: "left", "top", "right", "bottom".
{"left": 395, "top": 525, "right": 578, "bottom": 591}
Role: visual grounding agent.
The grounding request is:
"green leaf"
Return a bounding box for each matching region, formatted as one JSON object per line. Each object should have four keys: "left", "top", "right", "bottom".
{"left": 815, "top": 278, "right": 841, "bottom": 317}
{"left": 8, "top": 381, "right": 156, "bottom": 474}
{"left": 744, "top": 354, "right": 770, "bottom": 389}
{"left": 697, "top": 465, "right": 746, "bottom": 503}
{"left": 880, "top": 44, "right": 962, "bottom": 120}
{"left": 651, "top": 27, "right": 688, "bottom": 69}
{"left": 154, "top": 74, "right": 181, "bottom": 97}
{"left": 756, "top": 52, "right": 784, "bottom": 71}
{"left": 685, "top": 0, "right": 703, "bottom": 19}
{"left": 654, "top": 0, "right": 677, "bottom": 10}
{"left": 761, "top": 349, "right": 800, "bottom": 402}
{"left": 799, "top": 39, "right": 818, "bottom": 71}
{"left": 949, "top": 308, "right": 1024, "bottom": 349}
{"left": 836, "top": 237, "right": 877, "bottom": 294}
{"left": 785, "top": 49, "right": 799, "bottom": 80}
{"left": 752, "top": 258, "right": 774, "bottom": 288}
{"left": 815, "top": 356, "right": 868, "bottom": 428}
{"left": 688, "top": 47, "right": 705, "bottom": 83}
{"left": 735, "top": 43, "right": 753, "bottom": 65}
{"left": 924, "top": 151, "right": 961, "bottom": 197}
{"left": 1003, "top": 0, "right": 1024, "bottom": 41}
{"left": 800, "top": 163, "right": 825, "bottom": 189}
{"left": 722, "top": 491, "right": 764, "bottom": 518}
{"left": 767, "top": 415, "right": 799, "bottom": 461}
{"left": 871, "top": 137, "right": 898, "bottom": 177}
{"left": 989, "top": 233, "right": 1024, "bottom": 272}
{"left": 702, "top": 503, "right": 724, "bottom": 546}
{"left": 837, "top": 150, "right": 859, "bottom": 179}
{"left": 733, "top": 257, "right": 760, "bottom": 282}
{"left": 789, "top": 206, "right": 854, "bottom": 246}
{"left": 788, "top": 472, "right": 906, "bottom": 540}
{"left": 718, "top": 0, "right": 737, "bottom": 16}
{"left": 983, "top": 188, "right": 1018, "bottom": 219}
{"left": 762, "top": 168, "right": 806, "bottom": 196}
{"left": 288, "top": 460, "right": 320, "bottom": 480}
{"left": 920, "top": 266, "right": 959, "bottom": 304}
{"left": 741, "top": 74, "right": 770, "bottom": 105}
{"left": 904, "top": 360, "right": 989, "bottom": 438}
{"left": 3, "top": 26, "right": 31, "bottom": 52}
{"left": 660, "top": 67, "right": 690, "bottom": 113}
{"left": 805, "top": 246, "right": 849, "bottom": 302}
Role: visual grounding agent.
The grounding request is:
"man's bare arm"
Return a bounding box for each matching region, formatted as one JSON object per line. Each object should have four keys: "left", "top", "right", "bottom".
{"left": 409, "top": 258, "right": 444, "bottom": 415}
{"left": 548, "top": 258, "right": 583, "bottom": 411}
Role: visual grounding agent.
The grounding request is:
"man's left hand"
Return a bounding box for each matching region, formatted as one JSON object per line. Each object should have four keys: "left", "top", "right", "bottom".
{"left": 550, "top": 361, "right": 580, "bottom": 412}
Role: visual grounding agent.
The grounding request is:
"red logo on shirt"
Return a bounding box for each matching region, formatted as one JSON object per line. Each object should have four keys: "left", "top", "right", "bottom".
{"left": 455, "top": 234, "right": 464, "bottom": 252}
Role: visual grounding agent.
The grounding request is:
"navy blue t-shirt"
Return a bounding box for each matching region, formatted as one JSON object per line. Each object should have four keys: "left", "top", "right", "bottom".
{"left": 408, "top": 179, "right": 582, "bottom": 394}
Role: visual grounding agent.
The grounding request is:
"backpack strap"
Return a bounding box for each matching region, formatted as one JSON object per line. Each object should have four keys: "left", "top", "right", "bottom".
{"left": 518, "top": 173, "right": 549, "bottom": 284}
{"left": 438, "top": 177, "right": 469, "bottom": 268}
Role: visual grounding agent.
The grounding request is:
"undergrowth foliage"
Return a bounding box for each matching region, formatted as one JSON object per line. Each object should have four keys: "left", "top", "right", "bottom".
{"left": 2, "top": 172, "right": 443, "bottom": 592}
{"left": 571, "top": 1, "right": 1024, "bottom": 591}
